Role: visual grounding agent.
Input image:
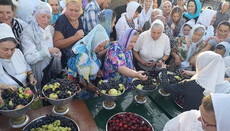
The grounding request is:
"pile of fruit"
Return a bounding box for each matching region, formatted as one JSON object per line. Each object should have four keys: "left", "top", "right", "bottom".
{"left": 107, "top": 112, "right": 153, "bottom": 131}
{"left": 97, "top": 80, "right": 125, "bottom": 96}
{"left": 159, "top": 71, "right": 183, "bottom": 84}
{"left": 132, "top": 77, "right": 158, "bottom": 90}
{"left": 23, "top": 115, "right": 78, "bottom": 131}
{"left": 43, "top": 78, "right": 79, "bottom": 99}
{"left": 173, "top": 94, "right": 184, "bottom": 109}
{"left": 0, "top": 87, "right": 34, "bottom": 110}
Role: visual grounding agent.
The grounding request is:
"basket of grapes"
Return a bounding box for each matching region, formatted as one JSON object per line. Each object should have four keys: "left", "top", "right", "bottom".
{"left": 42, "top": 78, "right": 81, "bottom": 115}
{"left": 0, "top": 87, "right": 34, "bottom": 128}
{"left": 23, "top": 115, "right": 80, "bottom": 131}
{"left": 97, "top": 80, "right": 126, "bottom": 110}
{"left": 131, "top": 77, "right": 158, "bottom": 104}
{"left": 106, "top": 112, "right": 154, "bottom": 131}
{"left": 173, "top": 94, "right": 184, "bottom": 109}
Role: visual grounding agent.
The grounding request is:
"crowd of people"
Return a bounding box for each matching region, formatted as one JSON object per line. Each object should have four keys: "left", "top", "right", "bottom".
{"left": 0, "top": 0, "right": 230, "bottom": 130}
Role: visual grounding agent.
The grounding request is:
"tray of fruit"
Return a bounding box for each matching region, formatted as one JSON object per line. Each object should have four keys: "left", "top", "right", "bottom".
{"left": 97, "top": 80, "right": 126, "bottom": 100}
{"left": 0, "top": 87, "right": 34, "bottom": 111}
{"left": 22, "top": 115, "right": 79, "bottom": 131}
{"left": 158, "top": 71, "right": 183, "bottom": 84}
{"left": 173, "top": 94, "right": 184, "bottom": 109}
{"left": 42, "top": 78, "right": 80, "bottom": 100}
{"left": 132, "top": 77, "right": 158, "bottom": 91}
{"left": 106, "top": 112, "right": 154, "bottom": 131}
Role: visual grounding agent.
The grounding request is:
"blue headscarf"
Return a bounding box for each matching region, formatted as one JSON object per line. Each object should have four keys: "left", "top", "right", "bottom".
{"left": 183, "top": 0, "right": 201, "bottom": 19}
{"left": 67, "top": 25, "right": 109, "bottom": 83}
{"left": 216, "top": 42, "right": 230, "bottom": 57}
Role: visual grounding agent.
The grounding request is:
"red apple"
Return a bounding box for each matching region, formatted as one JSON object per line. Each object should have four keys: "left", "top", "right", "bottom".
{"left": 25, "top": 89, "right": 33, "bottom": 96}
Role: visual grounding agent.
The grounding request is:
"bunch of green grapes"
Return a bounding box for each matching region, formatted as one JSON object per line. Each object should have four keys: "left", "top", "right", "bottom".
{"left": 30, "top": 120, "right": 71, "bottom": 131}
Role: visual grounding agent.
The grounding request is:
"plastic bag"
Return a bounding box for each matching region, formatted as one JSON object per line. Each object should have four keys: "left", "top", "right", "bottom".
{"left": 51, "top": 52, "right": 63, "bottom": 74}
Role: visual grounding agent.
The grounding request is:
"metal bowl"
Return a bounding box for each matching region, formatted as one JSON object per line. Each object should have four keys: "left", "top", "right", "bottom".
{"left": 98, "top": 87, "right": 125, "bottom": 101}
{"left": 22, "top": 115, "right": 80, "bottom": 131}
{"left": 132, "top": 78, "right": 158, "bottom": 96}
{"left": 0, "top": 95, "right": 35, "bottom": 118}
{"left": 106, "top": 112, "right": 154, "bottom": 131}
{"left": 42, "top": 89, "right": 77, "bottom": 106}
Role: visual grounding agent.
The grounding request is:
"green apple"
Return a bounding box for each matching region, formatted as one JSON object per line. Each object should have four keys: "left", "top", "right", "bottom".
{"left": 49, "top": 93, "right": 58, "bottom": 99}
{"left": 8, "top": 100, "right": 14, "bottom": 107}
{"left": 117, "top": 91, "right": 121, "bottom": 95}
{"left": 118, "top": 84, "right": 125, "bottom": 91}
{"left": 19, "top": 94, "right": 24, "bottom": 99}
{"left": 101, "top": 90, "right": 106, "bottom": 94}
{"left": 108, "top": 89, "right": 118, "bottom": 96}
{"left": 136, "top": 84, "right": 143, "bottom": 90}
{"left": 67, "top": 91, "right": 72, "bottom": 95}
{"left": 174, "top": 75, "right": 181, "bottom": 80}
{"left": 18, "top": 88, "right": 23, "bottom": 94}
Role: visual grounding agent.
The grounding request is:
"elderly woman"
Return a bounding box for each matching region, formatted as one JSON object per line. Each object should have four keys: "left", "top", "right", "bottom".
{"left": 54, "top": 0, "right": 84, "bottom": 68}
{"left": 0, "top": 0, "right": 27, "bottom": 43}
{"left": 0, "top": 24, "right": 37, "bottom": 104}
{"left": 163, "top": 93, "right": 230, "bottom": 131}
{"left": 20, "top": 2, "right": 60, "bottom": 90}
{"left": 182, "top": 0, "right": 201, "bottom": 22}
{"left": 162, "top": 1, "right": 172, "bottom": 22}
{"left": 133, "top": 19, "right": 171, "bottom": 71}
{"left": 103, "top": 29, "right": 147, "bottom": 88}
{"left": 170, "top": 24, "right": 206, "bottom": 70}
{"left": 160, "top": 51, "right": 230, "bottom": 111}
{"left": 68, "top": 25, "right": 109, "bottom": 99}
{"left": 115, "top": 1, "right": 142, "bottom": 40}
{"left": 142, "top": 9, "right": 163, "bottom": 31}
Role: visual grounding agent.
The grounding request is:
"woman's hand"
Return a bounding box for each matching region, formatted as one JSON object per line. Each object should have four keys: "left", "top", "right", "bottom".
{"left": 28, "top": 74, "right": 37, "bottom": 86}
{"left": 180, "top": 69, "right": 195, "bottom": 77}
{"left": 143, "top": 61, "right": 154, "bottom": 67}
{"left": 156, "top": 59, "right": 164, "bottom": 67}
{"left": 74, "top": 29, "right": 84, "bottom": 40}
{"left": 161, "top": 63, "right": 167, "bottom": 69}
{"left": 136, "top": 71, "right": 148, "bottom": 81}
{"left": 97, "top": 70, "right": 104, "bottom": 78}
{"left": 48, "top": 47, "right": 60, "bottom": 55}
{"left": 0, "top": 84, "right": 17, "bottom": 91}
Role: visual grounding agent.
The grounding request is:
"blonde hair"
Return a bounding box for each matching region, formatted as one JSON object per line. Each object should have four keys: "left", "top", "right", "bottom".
{"left": 66, "top": 0, "right": 82, "bottom": 14}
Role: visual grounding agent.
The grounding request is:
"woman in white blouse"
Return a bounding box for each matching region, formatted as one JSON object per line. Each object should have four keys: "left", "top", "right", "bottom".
{"left": 21, "top": 2, "right": 60, "bottom": 90}
{"left": 0, "top": 23, "right": 37, "bottom": 105}
{"left": 133, "top": 19, "right": 171, "bottom": 71}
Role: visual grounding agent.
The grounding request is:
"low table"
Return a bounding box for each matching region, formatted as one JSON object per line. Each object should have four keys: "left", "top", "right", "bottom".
{"left": 0, "top": 100, "right": 98, "bottom": 131}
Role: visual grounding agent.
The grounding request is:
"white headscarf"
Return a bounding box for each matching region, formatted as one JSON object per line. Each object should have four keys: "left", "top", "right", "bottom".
{"left": 179, "top": 19, "right": 195, "bottom": 36}
{"left": 197, "top": 9, "right": 217, "bottom": 27}
{"left": 216, "top": 42, "right": 230, "bottom": 57}
{"left": 138, "top": 0, "right": 153, "bottom": 28}
{"left": 186, "top": 24, "right": 205, "bottom": 62}
{"left": 191, "top": 51, "right": 230, "bottom": 95}
{"left": 150, "top": 19, "right": 165, "bottom": 32}
{"left": 126, "top": 1, "right": 141, "bottom": 20}
{"left": 211, "top": 93, "right": 230, "bottom": 131}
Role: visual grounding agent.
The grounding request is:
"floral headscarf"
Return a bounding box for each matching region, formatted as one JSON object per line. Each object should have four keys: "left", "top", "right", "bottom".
{"left": 68, "top": 25, "right": 109, "bottom": 83}
{"left": 118, "top": 28, "right": 138, "bottom": 70}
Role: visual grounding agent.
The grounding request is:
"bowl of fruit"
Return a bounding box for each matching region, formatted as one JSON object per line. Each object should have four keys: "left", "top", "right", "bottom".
{"left": 131, "top": 77, "right": 158, "bottom": 104}
{"left": 0, "top": 87, "right": 34, "bottom": 128}
{"left": 97, "top": 80, "right": 126, "bottom": 110}
{"left": 23, "top": 114, "right": 80, "bottom": 131}
{"left": 106, "top": 112, "right": 154, "bottom": 131}
{"left": 158, "top": 71, "right": 183, "bottom": 96}
{"left": 42, "top": 78, "right": 80, "bottom": 115}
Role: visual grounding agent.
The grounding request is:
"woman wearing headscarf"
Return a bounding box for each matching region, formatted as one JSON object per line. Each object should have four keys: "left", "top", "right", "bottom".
{"left": 197, "top": 9, "right": 217, "bottom": 41}
{"left": 162, "top": 1, "right": 172, "bottom": 22}
{"left": 160, "top": 51, "right": 230, "bottom": 111}
{"left": 170, "top": 24, "right": 206, "bottom": 70}
{"left": 115, "top": 1, "right": 142, "bottom": 40}
{"left": 20, "top": 2, "right": 60, "bottom": 90}
{"left": 46, "top": 0, "right": 61, "bottom": 25}
{"left": 182, "top": 0, "right": 201, "bottom": 22}
{"left": 133, "top": 19, "right": 171, "bottom": 71}
{"left": 0, "top": 0, "right": 27, "bottom": 44}
{"left": 54, "top": 0, "right": 84, "bottom": 68}
{"left": 67, "top": 25, "right": 109, "bottom": 99}
{"left": 103, "top": 29, "right": 147, "bottom": 87}
{"left": 0, "top": 23, "right": 37, "bottom": 105}
{"left": 164, "top": 93, "right": 230, "bottom": 131}
{"left": 138, "top": 0, "right": 153, "bottom": 28}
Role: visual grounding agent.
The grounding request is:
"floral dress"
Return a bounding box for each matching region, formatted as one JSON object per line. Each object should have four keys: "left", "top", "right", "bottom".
{"left": 103, "top": 43, "right": 133, "bottom": 86}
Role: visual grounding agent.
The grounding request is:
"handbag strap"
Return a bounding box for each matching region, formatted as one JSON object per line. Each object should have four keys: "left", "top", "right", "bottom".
{"left": 3, "top": 67, "right": 24, "bottom": 87}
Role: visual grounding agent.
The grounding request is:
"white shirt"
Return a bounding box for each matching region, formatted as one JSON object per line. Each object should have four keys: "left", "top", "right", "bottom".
{"left": 0, "top": 49, "right": 31, "bottom": 86}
